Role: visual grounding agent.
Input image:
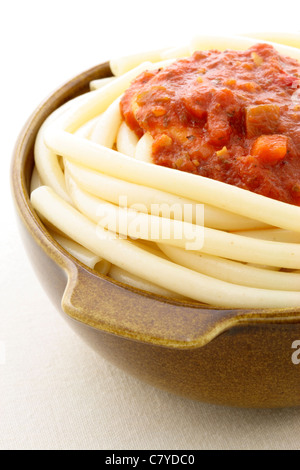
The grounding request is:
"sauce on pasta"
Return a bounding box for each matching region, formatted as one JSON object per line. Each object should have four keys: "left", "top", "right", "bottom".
{"left": 121, "top": 43, "right": 300, "bottom": 205}
{"left": 30, "top": 37, "right": 300, "bottom": 309}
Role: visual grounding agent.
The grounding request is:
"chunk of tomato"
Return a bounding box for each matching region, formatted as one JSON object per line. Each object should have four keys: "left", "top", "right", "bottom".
{"left": 251, "top": 134, "right": 288, "bottom": 164}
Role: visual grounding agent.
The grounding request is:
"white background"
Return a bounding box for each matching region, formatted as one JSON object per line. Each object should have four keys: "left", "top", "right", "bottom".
{"left": 1, "top": 0, "right": 300, "bottom": 450}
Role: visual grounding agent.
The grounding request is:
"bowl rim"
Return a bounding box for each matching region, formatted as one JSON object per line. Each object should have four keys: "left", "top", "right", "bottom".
{"left": 11, "top": 60, "right": 300, "bottom": 349}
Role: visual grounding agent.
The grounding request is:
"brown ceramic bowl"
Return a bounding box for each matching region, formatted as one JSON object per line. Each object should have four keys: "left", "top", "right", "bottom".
{"left": 11, "top": 61, "right": 300, "bottom": 408}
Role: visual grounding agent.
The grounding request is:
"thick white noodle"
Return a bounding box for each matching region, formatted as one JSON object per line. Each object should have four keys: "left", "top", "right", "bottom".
{"left": 110, "top": 47, "right": 168, "bottom": 76}
{"left": 160, "top": 45, "right": 190, "bottom": 60}
{"left": 134, "top": 133, "right": 153, "bottom": 162}
{"left": 234, "top": 228, "right": 300, "bottom": 243}
{"left": 66, "top": 160, "right": 269, "bottom": 231}
{"left": 74, "top": 115, "right": 100, "bottom": 139}
{"left": 108, "top": 265, "right": 181, "bottom": 298}
{"left": 30, "top": 186, "right": 300, "bottom": 309}
{"left": 241, "top": 32, "right": 300, "bottom": 49}
{"left": 90, "top": 96, "right": 122, "bottom": 147}
{"left": 159, "top": 244, "right": 300, "bottom": 291}
{"left": 89, "top": 77, "right": 116, "bottom": 91}
{"left": 34, "top": 93, "right": 90, "bottom": 204}
{"left": 50, "top": 231, "right": 102, "bottom": 269}
{"left": 35, "top": 109, "right": 72, "bottom": 203}
{"left": 30, "top": 166, "right": 42, "bottom": 193}
{"left": 65, "top": 175, "right": 300, "bottom": 270}
{"left": 116, "top": 121, "right": 139, "bottom": 157}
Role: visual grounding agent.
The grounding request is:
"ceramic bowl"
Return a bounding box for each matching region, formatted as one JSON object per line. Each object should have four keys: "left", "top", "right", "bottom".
{"left": 11, "top": 61, "right": 300, "bottom": 408}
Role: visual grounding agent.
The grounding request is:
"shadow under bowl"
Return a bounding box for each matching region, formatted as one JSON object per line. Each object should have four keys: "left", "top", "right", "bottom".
{"left": 11, "top": 61, "right": 300, "bottom": 408}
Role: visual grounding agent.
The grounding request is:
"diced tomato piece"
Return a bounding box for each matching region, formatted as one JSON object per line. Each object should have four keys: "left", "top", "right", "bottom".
{"left": 152, "top": 134, "right": 173, "bottom": 153}
{"left": 251, "top": 135, "right": 288, "bottom": 164}
{"left": 246, "top": 104, "right": 280, "bottom": 137}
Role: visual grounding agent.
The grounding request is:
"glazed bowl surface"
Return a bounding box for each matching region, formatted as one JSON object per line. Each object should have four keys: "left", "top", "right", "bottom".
{"left": 11, "top": 61, "right": 300, "bottom": 408}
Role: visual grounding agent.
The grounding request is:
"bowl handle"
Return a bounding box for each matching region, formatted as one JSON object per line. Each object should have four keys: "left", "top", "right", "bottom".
{"left": 60, "top": 263, "right": 278, "bottom": 348}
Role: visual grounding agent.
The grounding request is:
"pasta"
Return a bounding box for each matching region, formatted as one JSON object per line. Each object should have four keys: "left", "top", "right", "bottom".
{"left": 30, "top": 35, "right": 300, "bottom": 308}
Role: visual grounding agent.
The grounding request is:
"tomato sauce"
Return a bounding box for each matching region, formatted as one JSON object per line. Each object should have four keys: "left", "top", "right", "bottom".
{"left": 120, "top": 44, "right": 300, "bottom": 205}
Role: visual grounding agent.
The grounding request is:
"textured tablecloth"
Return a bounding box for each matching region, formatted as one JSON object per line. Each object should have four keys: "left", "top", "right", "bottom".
{"left": 1, "top": 0, "right": 300, "bottom": 450}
